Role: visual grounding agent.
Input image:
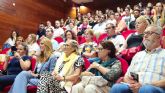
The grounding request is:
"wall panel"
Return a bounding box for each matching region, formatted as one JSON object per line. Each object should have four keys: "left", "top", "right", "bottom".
{"left": 0, "top": 0, "right": 69, "bottom": 48}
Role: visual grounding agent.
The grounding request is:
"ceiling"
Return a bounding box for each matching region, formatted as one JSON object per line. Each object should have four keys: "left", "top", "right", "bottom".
{"left": 72, "top": 0, "right": 93, "bottom": 4}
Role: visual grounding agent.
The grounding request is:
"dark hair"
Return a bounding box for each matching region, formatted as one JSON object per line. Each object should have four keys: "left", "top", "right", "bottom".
{"left": 64, "top": 30, "right": 76, "bottom": 41}
{"left": 100, "top": 41, "right": 116, "bottom": 58}
{"left": 10, "top": 31, "right": 19, "bottom": 40}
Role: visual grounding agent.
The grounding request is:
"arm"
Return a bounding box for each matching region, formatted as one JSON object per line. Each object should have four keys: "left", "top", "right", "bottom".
{"left": 100, "top": 60, "right": 122, "bottom": 80}
{"left": 82, "top": 51, "right": 97, "bottom": 58}
{"left": 48, "top": 55, "right": 57, "bottom": 73}
{"left": 152, "top": 79, "right": 165, "bottom": 88}
{"left": 19, "top": 58, "right": 31, "bottom": 70}
{"left": 3, "top": 55, "right": 10, "bottom": 70}
{"left": 89, "top": 60, "right": 122, "bottom": 80}
{"left": 65, "top": 67, "right": 82, "bottom": 82}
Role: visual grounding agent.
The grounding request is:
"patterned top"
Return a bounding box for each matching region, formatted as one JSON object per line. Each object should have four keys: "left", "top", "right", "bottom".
{"left": 80, "top": 42, "right": 97, "bottom": 56}
{"left": 58, "top": 56, "right": 84, "bottom": 73}
{"left": 125, "top": 47, "right": 165, "bottom": 85}
{"left": 103, "top": 59, "right": 122, "bottom": 87}
{"left": 90, "top": 58, "right": 122, "bottom": 87}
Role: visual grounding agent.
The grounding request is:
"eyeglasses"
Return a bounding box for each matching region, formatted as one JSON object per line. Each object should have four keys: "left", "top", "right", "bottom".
{"left": 97, "top": 47, "right": 104, "bottom": 51}
{"left": 105, "top": 27, "right": 112, "bottom": 30}
{"left": 63, "top": 43, "right": 70, "bottom": 47}
{"left": 144, "top": 31, "right": 160, "bottom": 36}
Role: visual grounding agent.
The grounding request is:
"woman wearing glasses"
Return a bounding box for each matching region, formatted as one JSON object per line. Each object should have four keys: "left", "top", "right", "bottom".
{"left": 37, "top": 40, "right": 84, "bottom": 93}
{"left": 72, "top": 41, "right": 122, "bottom": 93}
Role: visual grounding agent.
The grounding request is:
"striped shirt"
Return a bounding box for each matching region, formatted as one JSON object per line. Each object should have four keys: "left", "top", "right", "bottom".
{"left": 125, "top": 47, "right": 165, "bottom": 85}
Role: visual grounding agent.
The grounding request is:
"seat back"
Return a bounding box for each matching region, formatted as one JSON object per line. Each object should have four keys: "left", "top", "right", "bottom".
{"left": 54, "top": 36, "right": 64, "bottom": 44}
{"left": 117, "top": 57, "right": 129, "bottom": 76}
{"left": 30, "top": 57, "right": 37, "bottom": 71}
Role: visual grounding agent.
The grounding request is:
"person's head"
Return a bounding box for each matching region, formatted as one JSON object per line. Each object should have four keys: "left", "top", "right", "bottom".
{"left": 94, "top": 15, "right": 99, "bottom": 22}
{"left": 40, "top": 37, "right": 53, "bottom": 52}
{"left": 46, "top": 20, "right": 52, "bottom": 27}
{"left": 143, "top": 25, "right": 162, "bottom": 51}
{"left": 64, "top": 30, "right": 76, "bottom": 41}
{"left": 135, "top": 16, "right": 149, "bottom": 34}
{"left": 125, "top": 7, "right": 130, "bottom": 16}
{"left": 117, "top": 7, "right": 121, "bottom": 13}
{"left": 97, "top": 41, "right": 116, "bottom": 60}
{"left": 46, "top": 28, "right": 54, "bottom": 39}
{"left": 115, "top": 12, "right": 120, "bottom": 20}
{"left": 16, "top": 36, "right": 24, "bottom": 46}
{"left": 147, "top": 2, "right": 153, "bottom": 8}
{"left": 11, "top": 30, "right": 19, "bottom": 39}
{"left": 98, "top": 15, "right": 105, "bottom": 23}
{"left": 16, "top": 43, "right": 28, "bottom": 56}
{"left": 144, "top": 7, "right": 151, "bottom": 16}
{"left": 60, "top": 19, "right": 64, "bottom": 26}
{"left": 83, "top": 19, "right": 89, "bottom": 25}
{"left": 63, "top": 40, "right": 79, "bottom": 55}
{"left": 55, "top": 20, "right": 60, "bottom": 28}
{"left": 155, "top": 2, "right": 164, "bottom": 13}
{"left": 84, "top": 29, "right": 94, "bottom": 41}
{"left": 39, "top": 37, "right": 53, "bottom": 62}
{"left": 134, "top": 9, "right": 141, "bottom": 18}
{"left": 105, "top": 23, "right": 116, "bottom": 36}
{"left": 39, "top": 23, "right": 45, "bottom": 30}
{"left": 26, "top": 34, "right": 37, "bottom": 44}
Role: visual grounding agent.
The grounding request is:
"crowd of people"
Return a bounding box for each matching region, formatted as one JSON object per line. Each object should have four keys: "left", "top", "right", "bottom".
{"left": 0, "top": 1, "right": 165, "bottom": 93}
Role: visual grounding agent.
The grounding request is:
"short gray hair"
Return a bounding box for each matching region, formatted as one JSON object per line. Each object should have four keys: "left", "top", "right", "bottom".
{"left": 70, "top": 40, "right": 79, "bottom": 54}
{"left": 146, "top": 24, "right": 162, "bottom": 35}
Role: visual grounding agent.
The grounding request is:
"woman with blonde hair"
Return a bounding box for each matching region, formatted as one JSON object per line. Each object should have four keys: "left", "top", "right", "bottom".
{"left": 25, "top": 33, "right": 40, "bottom": 56}
{"left": 153, "top": 2, "right": 165, "bottom": 28}
{"left": 80, "top": 29, "right": 97, "bottom": 59}
{"left": 37, "top": 40, "right": 84, "bottom": 93}
{"left": 9, "top": 37, "right": 58, "bottom": 93}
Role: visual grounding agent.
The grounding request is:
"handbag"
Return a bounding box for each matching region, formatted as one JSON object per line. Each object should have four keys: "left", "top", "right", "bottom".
{"left": 81, "top": 76, "right": 108, "bottom": 87}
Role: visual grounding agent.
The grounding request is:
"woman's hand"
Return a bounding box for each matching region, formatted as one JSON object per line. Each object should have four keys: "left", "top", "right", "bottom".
{"left": 129, "top": 82, "right": 142, "bottom": 93}
{"left": 14, "top": 52, "right": 21, "bottom": 58}
{"left": 29, "top": 70, "right": 38, "bottom": 77}
{"left": 54, "top": 75, "right": 64, "bottom": 81}
{"left": 51, "top": 70, "right": 57, "bottom": 76}
{"left": 88, "top": 62, "right": 100, "bottom": 69}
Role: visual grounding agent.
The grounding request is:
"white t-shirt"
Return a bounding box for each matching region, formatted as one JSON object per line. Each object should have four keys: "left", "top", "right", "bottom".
{"left": 53, "top": 27, "right": 64, "bottom": 38}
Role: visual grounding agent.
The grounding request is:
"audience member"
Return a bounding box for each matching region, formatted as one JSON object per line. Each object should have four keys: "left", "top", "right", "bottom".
{"left": 37, "top": 40, "right": 84, "bottom": 93}
{"left": 72, "top": 41, "right": 122, "bottom": 93}
{"left": 110, "top": 25, "right": 165, "bottom": 93}
{"left": 9, "top": 37, "right": 57, "bottom": 93}
{"left": 0, "top": 43, "right": 31, "bottom": 91}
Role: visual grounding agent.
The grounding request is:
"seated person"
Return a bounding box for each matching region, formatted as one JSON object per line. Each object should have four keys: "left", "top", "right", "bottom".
{"left": 125, "top": 16, "right": 149, "bottom": 48}
{"left": 37, "top": 40, "right": 84, "bottom": 93}
{"left": 9, "top": 37, "right": 57, "bottom": 93}
{"left": 3, "top": 31, "right": 19, "bottom": 49}
{"left": 80, "top": 29, "right": 97, "bottom": 59}
{"left": 99, "top": 23, "right": 126, "bottom": 53}
{"left": 0, "top": 43, "right": 31, "bottom": 91}
{"left": 6, "top": 36, "right": 24, "bottom": 56}
{"left": 110, "top": 25, "right": 165, "bottom": 93}
{"left": 72, "top": 41, "right": 122, "bottom": 93}
{"left": 25, "top": 34, "right": 40, "bottom": 57}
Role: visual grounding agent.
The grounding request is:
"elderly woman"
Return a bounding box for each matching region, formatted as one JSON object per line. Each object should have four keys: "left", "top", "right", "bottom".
{"left": 0, "top": 43, "right": 31, "bottom": 91}
{"left": 80, "top": 29, "right": 97, "bottom": 59}
{"left": 72, "top": 41, "right": 122, "bottom": 93}
{"left": 9, "top": 37, "right": 57, "bottom": 93}
{"left": 37, "top": 40, "right": 84, "bottom": 93}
